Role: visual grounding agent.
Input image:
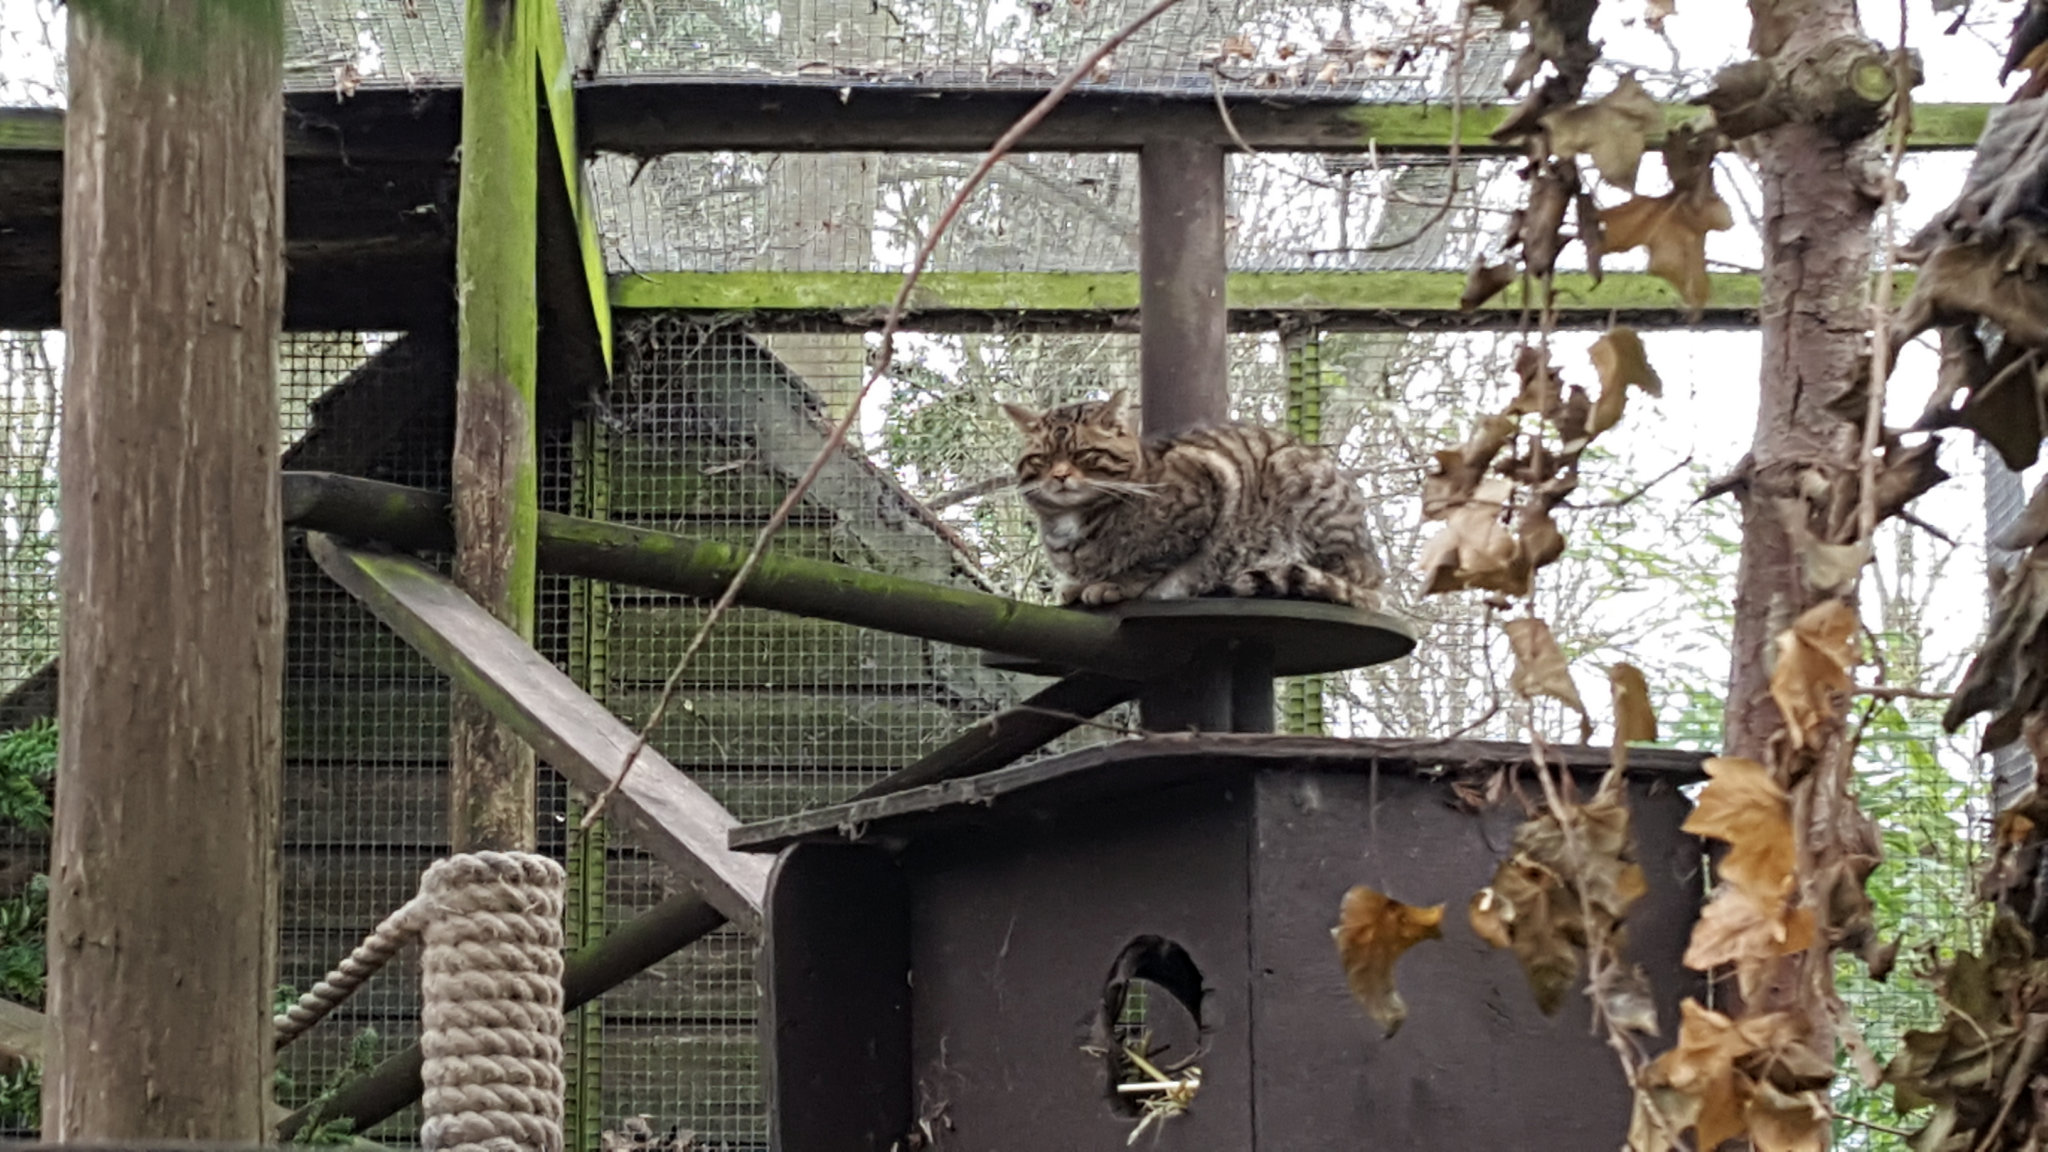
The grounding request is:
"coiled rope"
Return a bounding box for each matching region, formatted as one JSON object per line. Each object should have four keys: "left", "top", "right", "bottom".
{"left": 275, "top": 851, "right": 567, "bottom": 1152}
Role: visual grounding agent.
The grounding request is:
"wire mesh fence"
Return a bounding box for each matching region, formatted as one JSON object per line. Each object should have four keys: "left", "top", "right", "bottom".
{"left": 0, "top": 314, "right": 2001, "bottom": 1150}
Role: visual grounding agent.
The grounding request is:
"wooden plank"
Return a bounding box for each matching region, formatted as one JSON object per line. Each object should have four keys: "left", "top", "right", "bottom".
{"left": 0, "top": 997, "right": 43, "bottom": 1069}
{"left": 851, "top": 672, "right": 1139, "bottom": 798}
{"left": 761, "top": 844, "right": 909, "bottom": 1152}
{"left": 307, "top": 534, "right": 770, "bottom": 928}
{"left": 283, "top": 763, "right": 448, "bottom": 844}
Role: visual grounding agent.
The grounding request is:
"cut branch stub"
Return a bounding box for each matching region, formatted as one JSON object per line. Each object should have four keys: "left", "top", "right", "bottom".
{"left": 1699, "top": 36, "right": 1911, "bottom": 143}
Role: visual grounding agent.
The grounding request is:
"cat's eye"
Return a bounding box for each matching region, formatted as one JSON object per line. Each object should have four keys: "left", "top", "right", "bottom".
{"left": 1019, "top": 454, "right": 1046, "bottom": 472}
{"left": 1075, "top": 451, "right": 1111, "bottom": 468}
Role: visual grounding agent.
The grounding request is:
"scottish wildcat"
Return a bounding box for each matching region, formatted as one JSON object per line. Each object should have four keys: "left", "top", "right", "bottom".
{"left": 1003, "top": 390, "right": 1384, "bottom": 610}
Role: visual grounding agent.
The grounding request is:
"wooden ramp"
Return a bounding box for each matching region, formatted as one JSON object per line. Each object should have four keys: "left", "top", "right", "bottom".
{"left": 308, "top": 533, "right": 770, "bottom": 930}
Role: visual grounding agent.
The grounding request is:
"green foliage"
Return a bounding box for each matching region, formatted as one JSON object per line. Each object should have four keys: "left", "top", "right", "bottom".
{"left": 0, "top": 720, "right": 53, "bottom": 1131}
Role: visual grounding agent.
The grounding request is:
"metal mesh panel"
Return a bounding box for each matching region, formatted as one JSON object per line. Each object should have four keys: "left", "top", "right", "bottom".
{"left": 591, "top": 0, "right": 1477, "bottom": 93}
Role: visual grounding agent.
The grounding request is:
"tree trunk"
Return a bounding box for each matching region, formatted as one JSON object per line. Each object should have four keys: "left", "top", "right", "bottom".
{"left": 1725, "top": 0, "right": 1877, "bottom": 763}
{"left": 45, "top": 0, "right": 285, "bottom": 1138}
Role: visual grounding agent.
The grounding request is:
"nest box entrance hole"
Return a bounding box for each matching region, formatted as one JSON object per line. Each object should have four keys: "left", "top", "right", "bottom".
{"left": 1094, "top": 935, "right": 1209, "bottom": 1117}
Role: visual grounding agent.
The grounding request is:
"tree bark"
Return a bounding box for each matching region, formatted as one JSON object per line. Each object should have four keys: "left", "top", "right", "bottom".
{"left": 1725, "top": 0, "right": 1879, "bottom": 763}
{"left": 46, "top": 0, "right": 285, "bottom": 1138}
{"left": 451, "top": 0, "right": 540, "bottom": 853}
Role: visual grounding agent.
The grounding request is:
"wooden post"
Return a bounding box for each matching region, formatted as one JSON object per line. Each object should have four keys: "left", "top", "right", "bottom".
{"left": 451, "top": 0, "right": 541, "bottom": 852}
{"left": 46, "top": 0, "right": 285, "bottom": 1137}
{"left": 1138, "top": 139, "right": 1229, "bottom": 435}
{"left": 1136, "top": 139, "right": 1256, "bottom": 731}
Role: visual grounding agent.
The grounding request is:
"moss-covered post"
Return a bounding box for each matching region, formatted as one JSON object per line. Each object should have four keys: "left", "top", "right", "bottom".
{"left": 46, "top": 0, "right": 284, "bottom": 1137}
{"left": 451, "top": 0, "right": 541, "bottom": 852}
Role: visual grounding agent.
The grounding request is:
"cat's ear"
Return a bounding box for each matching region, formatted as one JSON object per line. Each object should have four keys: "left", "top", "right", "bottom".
{"left": 1094, "top": 389, "right": 1130, "bottom": 428}
{"left": 1000, "top": 402, "right": 1040, "bottom": 431}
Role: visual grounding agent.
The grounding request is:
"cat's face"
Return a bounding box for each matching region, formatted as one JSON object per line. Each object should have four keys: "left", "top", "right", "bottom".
{"left": 1002, "top": 391, "right": 1142, "bottom": 510}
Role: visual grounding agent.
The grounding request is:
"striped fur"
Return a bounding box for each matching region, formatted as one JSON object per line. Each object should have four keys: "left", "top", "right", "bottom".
{"left": 1003, "top": 391, "right": 1385, "bottom": 610}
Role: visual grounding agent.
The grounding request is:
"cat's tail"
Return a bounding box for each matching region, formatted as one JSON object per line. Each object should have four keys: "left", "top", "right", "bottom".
{"left": 1226, "top": 563, "right": 1381, "bottom": 611}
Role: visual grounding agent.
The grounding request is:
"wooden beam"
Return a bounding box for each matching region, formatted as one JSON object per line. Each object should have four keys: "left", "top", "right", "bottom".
{"left": 573, "top": 82, "right": 1994, "bottom": 154}
{"left": 534, "top": 0, "right": 613, "bottom": 375}
{"left": 275, "top": 891, "right": 727, "bottom": 1142}
{"left": 281, "top": 472, "right": 1158, "bottom": 678}
{"left": 850, "top": 672, "right": 1141, "bottom": 799}
{"left": 608, "top": 269, "right": 1802, "bottom": 329}
{"left": 449, "top": 0, "right": 543, "bottom": 853}
{"left": 0, "top": 96, "right": 2004, "bottom": 163}
{"left": 307, "top": 534, "right": 771, "bottom": 928}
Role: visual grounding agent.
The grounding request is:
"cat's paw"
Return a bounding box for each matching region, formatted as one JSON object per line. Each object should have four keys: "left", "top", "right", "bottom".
{"left": 1077, "top": 581, "right": 1132, "bottom": 606}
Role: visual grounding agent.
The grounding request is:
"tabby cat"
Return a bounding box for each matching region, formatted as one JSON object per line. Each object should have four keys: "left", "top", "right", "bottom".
{"left": 1003, "top": 390, "right": 1384, "bottom": 610}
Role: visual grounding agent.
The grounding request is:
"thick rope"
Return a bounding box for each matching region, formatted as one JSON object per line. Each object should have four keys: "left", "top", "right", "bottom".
{"left": 417, "top": 852, "right": 567, "bottom": 1152}
{"left": 273, "top": 851, "right": 567, "bottom": 1152}
{"left": 274, "top": 894, "right": 431, "bottom": 1048}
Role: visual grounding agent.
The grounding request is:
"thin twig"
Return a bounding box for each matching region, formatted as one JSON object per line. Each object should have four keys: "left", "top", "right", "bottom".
{"left": 582, "top": 0, "right": 1198, "bottom": 828}
{"left": 928, "top": 474, "right": 1014, "bottom": 509}
{"left": 1558, "top": 456, "right": 1693, "bottom": 511}
{"left": 1853, "top": 684, "right": 1951, "bottom": 702}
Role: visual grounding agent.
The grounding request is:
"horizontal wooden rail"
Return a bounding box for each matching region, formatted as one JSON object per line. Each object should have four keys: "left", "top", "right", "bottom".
{"left": 608, "top": 268, "right": 1837, "bottom": 329}
{"left": 0, "top": 96, "right": 1994, "bottom": 160}
{"left": 282, "top": 471, "right": 1160, "bottom": 677}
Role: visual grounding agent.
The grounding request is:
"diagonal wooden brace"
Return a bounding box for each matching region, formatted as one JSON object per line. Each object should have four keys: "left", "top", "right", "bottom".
{"left": 307, "top": 533, "right": 770, "bottom": 930}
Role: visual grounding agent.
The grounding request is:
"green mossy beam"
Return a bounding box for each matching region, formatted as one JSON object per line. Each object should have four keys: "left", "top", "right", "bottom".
{"left": 450, "top": 0, "right": 541, "bottom": 853}
{"left": 283, "top": 471, "right": 1159, "bottom": 678}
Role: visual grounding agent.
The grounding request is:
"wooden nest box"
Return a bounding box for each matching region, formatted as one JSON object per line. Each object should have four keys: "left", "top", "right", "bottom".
{"left": 732, "top": 735, "right": 1708, "bottom": 1151}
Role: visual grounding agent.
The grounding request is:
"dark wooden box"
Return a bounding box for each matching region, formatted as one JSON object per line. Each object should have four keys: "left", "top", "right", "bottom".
{"left": 732, "top": 736, "right": 1707, "bottom": 1152}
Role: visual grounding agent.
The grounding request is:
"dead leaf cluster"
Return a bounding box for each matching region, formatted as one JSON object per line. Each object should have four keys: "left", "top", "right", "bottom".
{"left": 1630, "top": 1000, "right": 1832, "bottom": 1152}
{"left": 1468, "top": 776, "right": 1654, "bottom": 1026}
{"left": 1680, "top": 757, "right": 1814, "bottom": 999}
{"left": 1464, "top": 121, "right": 1735, "bottom": 317}
{"left": 1417, "top": 334, "right": 1659, "bottom": 603}
{"left": 1881, "top": 912, "right": 2048, "bottom": 1152}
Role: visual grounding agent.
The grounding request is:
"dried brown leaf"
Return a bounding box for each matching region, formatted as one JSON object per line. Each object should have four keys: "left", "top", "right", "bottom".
{"left": 1602, "top": 188, "right": 1734, "bottom": 311}
{"left": 1541, "top": 76, "right": 1664, "bottom": 189}
{"left": 1771, "top": 498, "right": 1869, "bottom": 597}
{"left": 1333, "top": 886, "right": 1444, "bottom": 1037}
{"left": 1645, "top": 0, "right": 1673, "bottom": 31}
{"left": 1684, "top": 757, "right": 1794, "bottom": 897}
{"left": 1504, "top": 616, "right": 1588, "bottom": 714}
{"left": 1610, "top": 663, "right": 1658, "bottom": 744}
{"left": 1461, "top": 259, "right": 1519, "bottom": 311}
{"left": 1745, "top": 1081, "right": 1829, "bottom": 1152}
{"left": 1418, "top": 477, "right": 1529, "bottom": 596}
{"left": 1589, "top": 326, "right": 1664, "bottom": 436}
{"left": 1769, "top": 600, "right": 1859, "bottom": 751}
{"left": 1640, "top": 1002, "right": 1819, "bottom": 1152}
{"left": 1522, "top": 166, "right": 1576, "bottom": 278}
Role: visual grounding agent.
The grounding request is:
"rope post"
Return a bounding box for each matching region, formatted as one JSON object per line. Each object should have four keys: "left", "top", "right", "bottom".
{"left": 417, "top": 852, "right": 567, "bottom": 1152}
{"left": 273, "top": 851, "right": 570, "bottom": 1152}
